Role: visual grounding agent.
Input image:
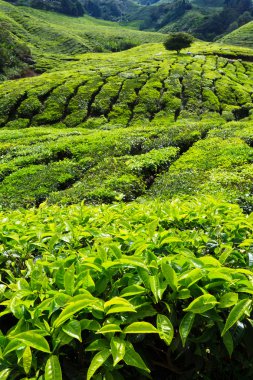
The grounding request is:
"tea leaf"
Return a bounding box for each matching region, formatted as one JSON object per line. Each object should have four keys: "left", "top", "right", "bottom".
{"left": 161, "top": 262, "right": 178, "bottom": 291}
{"left": 157, "top": 314, "right": 174, "bottom": 346}
{"left": 86, "top": 339, "right": 109, "bottom": 352}
{"left": 120, "top": 285, "right": 146, "bottom": 297}
{"left": 219, "top": 293, "right": 238, "bottom": 309}
{"left": 23, "top": 346, "right": 32, "bottom": 374}
{"left": 124, "top": 322, "right": 158, "bottom": 334}
{"left": 222, "top": 299, "right": 252, "bottom": 336}
{"left": 53, "top": 295, "right": 96, "bottom": 328}
{"left": 45, "top": 355, "right": 62, "bottom": 380}
{"left": 110, "top": 337, "right": 125, "bottom": 366}
{"left": 179, "top": 312, "right": 195, "bottom": 347}
{"left": 10, "top": 332, "right": 51, "bottom": 353}
{"left": 87, "top": 349, "right": 111, "bottom": 380}
{"left": 223, "top": 331, "right": 234, "bottom": 357}
{"left": 62, "top": 320, "right": 82, "bottom": 342}
{"left": 64, "top": 265, "right": 75, "bottom": 296}
{"left": 97, "top": 324, "right": 122, "bottom": 334}
{"left": 184, "top": 295, "right": 218, "bottom": 314}
{"left": 124, "top": 342, "right": 150, "bottom": 373}
{"left": 0, "top": 368, "right": 12, "bottom": 380}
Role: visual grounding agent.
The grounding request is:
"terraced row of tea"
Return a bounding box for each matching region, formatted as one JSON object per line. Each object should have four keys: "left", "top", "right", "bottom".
{"left": 1, "top": 44, "right": 253, "bottom": 130}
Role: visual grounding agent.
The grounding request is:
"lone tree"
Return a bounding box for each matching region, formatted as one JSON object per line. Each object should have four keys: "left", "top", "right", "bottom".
{"left": 164, "top": 32, "right": 194, "bottom": 54}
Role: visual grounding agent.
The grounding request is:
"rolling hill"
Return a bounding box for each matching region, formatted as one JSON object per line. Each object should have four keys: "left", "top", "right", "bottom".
{"left": 0, "top": 0, "right": 165, "bottom": 77}
{"left": 0, "top": 38, "right": 253, "bottom": 210}
{"left": 219, "top": 21, "right": 253, "bottom": 49}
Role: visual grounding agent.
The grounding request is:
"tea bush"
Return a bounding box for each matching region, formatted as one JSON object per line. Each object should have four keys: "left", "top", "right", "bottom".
{"left": 0, "top": 198, "right": 253, "bottom": 379}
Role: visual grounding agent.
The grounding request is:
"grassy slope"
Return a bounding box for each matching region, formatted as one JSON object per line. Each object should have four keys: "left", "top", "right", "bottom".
{"left": 220, "top": 21, "right": 253, "bottom": 49}
{"left": 0, "top": 39, "right": 253, "bottom": 209}
{"left": 0, "top": 0, "right": 165, "bottom": 72}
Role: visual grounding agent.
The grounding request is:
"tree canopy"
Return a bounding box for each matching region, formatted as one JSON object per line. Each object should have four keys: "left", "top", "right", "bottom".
{"left": 163, "top": 32, "right": 194, "bottom": 54}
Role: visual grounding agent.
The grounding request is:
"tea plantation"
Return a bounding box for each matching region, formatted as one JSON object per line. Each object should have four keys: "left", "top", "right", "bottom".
{"left": 0, "top": 0, "right": 165, "bottom": 77}
{"left": 0, "top": 2, "right": 253, "bottom": 379}
{"left": 220, "top": 21, "right": 253, "bottom": 49}
{"left": 0, "top": 41, "right": 253, "bottom": 209}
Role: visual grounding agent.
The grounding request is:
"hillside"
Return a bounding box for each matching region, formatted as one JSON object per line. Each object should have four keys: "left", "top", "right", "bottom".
{"left": 4, "top": 0, "right": 253, "bottom": 41}
{"left": 0, "top": 23, "right": 32, "bottom": 80}
{"left": 0, "top": 41, "right": 253, "bottom": 210}
{"left": 0, "top": 0, "right": 165, "bottom": 77}
{"left": 220, "top": 21, "right": 253, "bottom": 48}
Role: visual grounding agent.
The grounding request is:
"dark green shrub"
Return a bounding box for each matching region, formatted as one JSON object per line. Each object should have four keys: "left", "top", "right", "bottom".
{"left": 163, "top": 32, "right": 194, "bottom": 54}
{"left": 0, "top": 160, "right": 81, "bottom": 208}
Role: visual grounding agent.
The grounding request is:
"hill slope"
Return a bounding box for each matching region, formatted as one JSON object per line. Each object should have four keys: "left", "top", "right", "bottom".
{"left": 0, "top": 0, "right": 165, "bottom": 76}
{"left": 0, "top": 41, "right": 253, "bottom": 210}
{"left": 219, "top": 21, "right": 253, "bottom": 48}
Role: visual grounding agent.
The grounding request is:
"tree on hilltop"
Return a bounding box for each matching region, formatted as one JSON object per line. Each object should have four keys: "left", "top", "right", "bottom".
{"left": 163, "top": 32, "right": 194, "bottom": 54}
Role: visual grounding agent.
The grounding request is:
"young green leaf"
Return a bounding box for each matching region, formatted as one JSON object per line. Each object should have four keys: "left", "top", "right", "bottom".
{"left": 179, "top": 268, "right": 203, "bottom": 288}
{"left": 223, "top": 331, "right": 234, "bottom": 357}
{"left": 64, "top": 265, "right": 75, "bottom": 296}
{"left": 156, "top": 314, "right": 174, "bottom": 346}
{"left": 62, "top": 320, "right": 82, "bottom": 342}
{"left": 87, "top": 349, "right": 111, "bottom": 380}
{"left": 80, "top": 319, "right": 101, "bottom": 331}
{"left": 97, "top": 324, "right": 122, "bottom": 334}
{"left": 124, "top": 342, "right": 150, "bottom": 373}
{"left": 86, "top": 339, "right": 109, "bottom": 352}
{"left": 178, "top": 289, "right": 191, "bottom": 299}
{"left": 106, "top": 305, "right": 136, "bottom": 315}
{"left": 53, "top": 295, "right": 96, "bottom": 328}
{"left": 161, "top": 262, "right": 178, "bottom": 292}
{"left": 137, "top": 268, "right": 151, "bottom": 290}
{"left": 110, "top": 337, "right": 126, "bottom": 366}
{"left": 3, "top": 339, "right": 26, "bottom": 356}
{"left": 218, "top": 293, "right": 238, "bottom": 309}
{"left": 222, "top": 299, "right": 252, "bottom": 336}
{"left": 45, "top": 356, "right": 62, "bottom": 380}
{"left": 23, "top": 346, "right": 32, "bottom": 375}
{"left": 10, "top": 332, "right": 51, "bottom": 353}
{"left": 104, "top": 297, "right": 132, "bottom": 309}
{"left": 120, "top": 285, "right": 146, "bottom": 297}
{"left": 124, "top": 322, "right": 158, "bottom": 334}
{"left": 0, "top": 368, "right": 12, "bottom": 380}
{"left": 183, "top": 294, "right": 218, "bottom": 314}
{"left": 149, "top": 275, "right": 160, "bottom": 303}
{"left": 104, "top": 297, "right": 136, "bottom": 314}
{"left": 179, "top": 312, "right": 195, "bottom": 347}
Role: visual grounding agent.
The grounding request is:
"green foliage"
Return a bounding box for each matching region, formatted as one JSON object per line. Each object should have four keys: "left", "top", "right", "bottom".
{"left": 126, "top": 147, "right": 179, "bottom": 176}
{"left": 164, "top": 32, "right": 194, "bottom": 53}
{"left": 150, "top": 134, "right": 253, "bottom": 211}
{"left": 0, "top": 0, "right": 165, "bottom": 74}
{"left": 0, "top": 198, "right": 253, "bottom": 378}
{"left": 0, "top": 22, "right": 32, "bottom": 80}
{"left": 0, "top": 160, "right": 82, "bottom": 208}
{"left": 0, "top": 40, "right": 252, "bottom": 208}
{"left": 0, "top": 3, "right": 253, "bottom": 379}
{"left": 220, "top": 20, "right": 253, "bottom": 48}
